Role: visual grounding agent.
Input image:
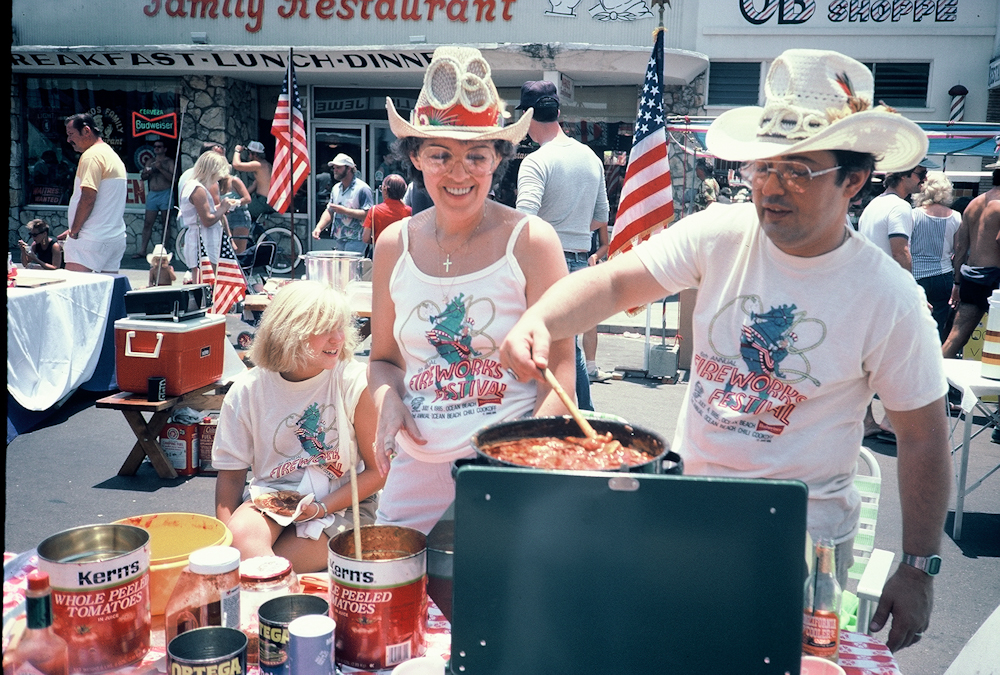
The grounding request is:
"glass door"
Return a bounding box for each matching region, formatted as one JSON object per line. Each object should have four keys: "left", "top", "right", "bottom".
{"left": 370, "top": 123, "right": 406, "bottom": 202}
{"left": 311, "top": 124, "right": 366, "bottom": 252}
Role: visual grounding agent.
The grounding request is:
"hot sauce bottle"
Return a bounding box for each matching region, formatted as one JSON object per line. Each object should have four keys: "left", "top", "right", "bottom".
{"left": 2, "top": 571, "right": 70, "bottom": 675}
{"left": 803, "top": 539, "right": 842, "bottom": 663}
{"left": 164, "top": 546, "right": 242, "bottom": 646}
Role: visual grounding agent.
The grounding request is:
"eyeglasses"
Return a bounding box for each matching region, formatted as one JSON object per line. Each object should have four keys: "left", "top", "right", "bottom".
{"left": 30, "top": 230, "right": 47, "bottom": 237}
{"left": 740, "top": 160, "right": 842, "bottom": 193}
{"left": 912, "top": 170, "right": 928, "bottom": 181}
{"left": 418, "top": 146, "right": 497, "bottom": 177}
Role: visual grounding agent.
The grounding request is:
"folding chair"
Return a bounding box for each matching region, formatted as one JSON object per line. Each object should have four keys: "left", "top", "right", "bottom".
{"left": 841, "top": 446, "right": 895, "bottom": 634}
{"left": 237, "top": 240, "right": 276, "bottom": 293}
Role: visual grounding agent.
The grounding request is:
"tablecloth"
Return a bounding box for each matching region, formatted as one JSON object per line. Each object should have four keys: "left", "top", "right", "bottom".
{"left": 4, "top": 552, "right": 898, "bottom": 675}
{"left": 7, "top": 268, "right": 117, "bottom": 411}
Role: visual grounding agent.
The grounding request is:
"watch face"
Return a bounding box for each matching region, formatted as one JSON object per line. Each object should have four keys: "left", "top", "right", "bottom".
{"left": 927, "top": 555, "right": 942, "bottom": 575}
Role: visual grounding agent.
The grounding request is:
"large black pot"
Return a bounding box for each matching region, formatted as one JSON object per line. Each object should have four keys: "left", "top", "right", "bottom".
{"left": 467, "top": 416, "right": 681, "bottom": 475}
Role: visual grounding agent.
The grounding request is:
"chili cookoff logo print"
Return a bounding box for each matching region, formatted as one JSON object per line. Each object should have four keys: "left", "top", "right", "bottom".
{"left": 403, "top": 294, "right": 508, "bottom": 421}
{"left": 271, "top": 402, "right": 346, "bottom": 479}
{"left": 691, "top": 295, "right": 825, "bottom": 439}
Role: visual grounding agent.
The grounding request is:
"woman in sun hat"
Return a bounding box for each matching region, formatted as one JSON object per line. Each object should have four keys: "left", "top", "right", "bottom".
{"left": 367, "top": 46, "right": 575, "bottom": 534}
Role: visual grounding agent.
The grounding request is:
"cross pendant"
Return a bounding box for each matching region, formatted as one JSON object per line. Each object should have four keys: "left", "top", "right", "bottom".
{"left": 442, "top": 255, "right": 452, "bottom": 272}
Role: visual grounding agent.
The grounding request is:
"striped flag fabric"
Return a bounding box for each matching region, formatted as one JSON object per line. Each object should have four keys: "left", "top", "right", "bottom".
{"left": 609, "top": 29, "right": 674, "bottom": 259}
{"left": 267, "top": 52, "right": 310, "bottom": 214}
{"left": 198, "top": 233, "right": 215, "bottom": 287}
{"left": 211, "top": 235, "right": 247, "bottom": 315}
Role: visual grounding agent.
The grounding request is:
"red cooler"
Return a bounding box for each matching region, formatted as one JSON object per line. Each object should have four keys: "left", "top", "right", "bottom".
{"left": 115, "top": 314, "right": 226, "bottom": 397}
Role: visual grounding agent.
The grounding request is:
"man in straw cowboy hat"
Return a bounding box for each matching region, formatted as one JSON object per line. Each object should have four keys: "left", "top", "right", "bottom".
{"left": 502, "top": 49, "right": 949, "bottom": 652}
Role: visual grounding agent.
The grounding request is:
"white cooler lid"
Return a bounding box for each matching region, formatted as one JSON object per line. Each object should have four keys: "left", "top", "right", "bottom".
{"left": 114, "top": 313, "right": 227, "bottom": 333}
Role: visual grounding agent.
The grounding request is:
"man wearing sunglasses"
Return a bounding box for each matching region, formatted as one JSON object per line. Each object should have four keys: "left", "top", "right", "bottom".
{"left": 502, "top": 50, "right": 948, "bottom": 654}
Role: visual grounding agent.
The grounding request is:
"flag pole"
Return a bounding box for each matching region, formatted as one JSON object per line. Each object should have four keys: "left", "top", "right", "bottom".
{"left": 151, "top": 99, "right": 186, "bottom": 286}
{"left": 287, "top": 47, "right": 297, "bottom": 280}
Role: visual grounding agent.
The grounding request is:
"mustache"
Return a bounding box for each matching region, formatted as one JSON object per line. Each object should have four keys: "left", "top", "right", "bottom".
{"left": 759, "top": 198, "right": 791, "bottom": 210}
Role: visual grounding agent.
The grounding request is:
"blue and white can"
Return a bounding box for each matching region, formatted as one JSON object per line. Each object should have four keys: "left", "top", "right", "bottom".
{"left": 288, "top": 614, "right": 336, "bottom": 675}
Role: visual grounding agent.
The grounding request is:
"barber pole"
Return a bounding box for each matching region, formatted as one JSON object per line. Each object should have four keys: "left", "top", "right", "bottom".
{"left": 948, "top": 85, "right": 968, "bottom": 124}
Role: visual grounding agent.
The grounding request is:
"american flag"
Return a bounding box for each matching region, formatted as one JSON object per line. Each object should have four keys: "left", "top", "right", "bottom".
{"left": 609, "top": 29, "right": 674, "bottom": 259}
{"left": 211, "top": 235, "right": 247, "bottom": 315}
{"left": 198, "top": 233, "right": 215, "bottom": 286}
{"left": 267, "top": 51, "right": 310, "bottom": 214}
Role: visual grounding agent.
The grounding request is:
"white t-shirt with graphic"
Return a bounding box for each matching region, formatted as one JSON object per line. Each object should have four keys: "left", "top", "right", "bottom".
{"left": 388, "top": 217, "right": 539, "bottom": 464}
{"left": 212, "top": 360, "right": 368, "bottom": 494}
{"left": 633, "top": 203, "right": 946, "bottom": 543}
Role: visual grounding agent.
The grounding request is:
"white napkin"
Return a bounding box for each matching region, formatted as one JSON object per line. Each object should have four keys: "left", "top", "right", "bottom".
{"left": 294, "top": 466, "right": 345, "bottom": 540}
{"left": 249, "top": 485, "right": 313, "bottom": 527}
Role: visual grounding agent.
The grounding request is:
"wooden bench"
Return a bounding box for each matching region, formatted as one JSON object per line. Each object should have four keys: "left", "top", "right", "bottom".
{"left": 97, "top": 382, "right": 229, "bottom": 479}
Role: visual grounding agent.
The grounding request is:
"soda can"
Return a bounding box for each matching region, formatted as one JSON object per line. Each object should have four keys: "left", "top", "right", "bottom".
{"left": 148, "top": 376, "right": 166, "bottom": 402}
{"left": 288, "top": 614, "right": 336, "bottom": 675}
{"left": 258, "top": 594, "right": 330, "bottom": 675}
{"left": 167, "top": 626, "right": 247, "bottom": 673}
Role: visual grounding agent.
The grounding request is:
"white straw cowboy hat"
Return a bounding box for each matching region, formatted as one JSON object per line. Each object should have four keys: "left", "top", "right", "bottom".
{"left": 386, "top": 46, "right": 532, "bottom": 144}
{"left": 706, "top": 49, "right": 928, "bottom": 173}
{"left": 146, "top": 244, "right": 173, "bottom": 265}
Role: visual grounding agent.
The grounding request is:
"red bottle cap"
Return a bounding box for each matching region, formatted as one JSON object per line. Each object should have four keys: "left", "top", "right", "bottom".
{"left": 27, "top": 569, "right": 51, "bottom": 591}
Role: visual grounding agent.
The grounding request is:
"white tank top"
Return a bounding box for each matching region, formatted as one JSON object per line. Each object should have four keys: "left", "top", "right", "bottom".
{"left": 389, "top": 216, "right": 539, "bottom": 463}
{"left": 179, "top": 178, "right": 216, "bottom": 230}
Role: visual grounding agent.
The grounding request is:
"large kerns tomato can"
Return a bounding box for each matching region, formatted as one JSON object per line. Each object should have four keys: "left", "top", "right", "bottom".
{"left": 328, "top": 526, "right": 427, "bottom": 670}
{"left": 37, "top": 524, "right": 152, "bottom": 673}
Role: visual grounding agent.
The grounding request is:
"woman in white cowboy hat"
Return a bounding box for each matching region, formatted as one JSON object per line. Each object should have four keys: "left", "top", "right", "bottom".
{"left": 367, "top": 46, "right": 576, "bottom": 534}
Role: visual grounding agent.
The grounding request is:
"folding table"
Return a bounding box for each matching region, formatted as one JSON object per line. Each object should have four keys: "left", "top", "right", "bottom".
{"left": 942, "top": 358, "right": 1000, "bottom": 539}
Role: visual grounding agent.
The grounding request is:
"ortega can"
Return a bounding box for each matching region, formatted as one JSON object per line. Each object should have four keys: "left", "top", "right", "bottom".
{"left": 258, "top": 593, "right": 330, "bottom": 674}
{"left": 148, "top": 376, "right": 167, "bottom": 402}
{"left": 168, "top": 626, "right": 247, "bottom": 674}
{"left": 36, "top": 524, "right": 152, "bottom": 673}
{"left": 329, "top": 525, "right": 427, "bottom": 670}
{"left": 288, "top": 614, "right": 337, "bottom": 674}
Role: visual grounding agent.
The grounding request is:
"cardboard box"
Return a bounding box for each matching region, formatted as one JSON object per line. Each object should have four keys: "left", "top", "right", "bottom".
{"left": 198, "top": 412, "right": 220, "bottom": 474}
{"left": 159, "top": 422, "right": 199, "bottom": 476}
{"left": 115, "top": 314, "right": 226, "bottom": 397}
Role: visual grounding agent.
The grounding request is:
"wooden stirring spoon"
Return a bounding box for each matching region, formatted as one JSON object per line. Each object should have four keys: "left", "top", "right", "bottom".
{"left": 540, "top": 367, "right": 622, "bottom": 453}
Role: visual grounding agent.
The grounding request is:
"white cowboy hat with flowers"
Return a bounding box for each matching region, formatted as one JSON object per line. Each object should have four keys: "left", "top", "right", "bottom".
{"left": 386, "top": 46, "right": 532, "bottom": 144}
{"left": 707, "top": 49, "right": 928, "bottom": 173}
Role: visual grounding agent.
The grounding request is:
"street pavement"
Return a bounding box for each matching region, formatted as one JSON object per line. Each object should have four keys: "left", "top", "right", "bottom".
{"left": 5, "top": 259, "right": 998, "bottom": 674}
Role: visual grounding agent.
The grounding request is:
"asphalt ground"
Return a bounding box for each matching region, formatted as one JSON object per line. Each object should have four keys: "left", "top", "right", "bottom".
{"left": 5, "top": 258, "right": 998, "bottom": 674}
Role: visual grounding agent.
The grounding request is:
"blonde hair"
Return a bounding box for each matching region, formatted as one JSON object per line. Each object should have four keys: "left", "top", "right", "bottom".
{"left": 248, "top": 280, "right": 359, "bottom": 373}
{"left": 916, "top": 171, "right": 953, "bottom": 207}
{"left": 192, "top": 151, "right": 231, "bottom": 186}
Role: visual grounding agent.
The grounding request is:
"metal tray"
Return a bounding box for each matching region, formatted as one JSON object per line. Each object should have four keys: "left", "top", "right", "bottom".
{"left": 124, "top": 284, "right": 212, "bottom": 322}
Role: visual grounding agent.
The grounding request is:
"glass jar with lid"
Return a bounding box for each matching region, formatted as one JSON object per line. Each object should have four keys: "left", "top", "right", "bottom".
{"left": 240, "top": 556, "right": 300, "bottom": 665}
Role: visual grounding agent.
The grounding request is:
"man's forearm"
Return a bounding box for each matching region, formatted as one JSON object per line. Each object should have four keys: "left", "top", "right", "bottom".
{"left": 527, "top": 253, "right": 661, "bottom": 341}
{"left": 887, "top": 398, "right": 950, "bottom": 557}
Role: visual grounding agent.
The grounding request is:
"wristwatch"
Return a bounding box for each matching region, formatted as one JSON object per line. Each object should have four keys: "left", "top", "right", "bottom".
{"left": 902, "top": 553, "right": 942, "bottom": 576}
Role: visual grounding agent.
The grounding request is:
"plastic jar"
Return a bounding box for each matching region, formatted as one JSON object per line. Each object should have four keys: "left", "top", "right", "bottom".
{"left": 239, "top": 556, "right": 300, "bottom": 665}
{"left": 164, "top": 546, "right": 242, "bottom": 646}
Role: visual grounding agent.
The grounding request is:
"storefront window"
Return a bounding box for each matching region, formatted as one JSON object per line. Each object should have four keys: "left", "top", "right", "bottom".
{"left": 22, "top": 77, "right": 180, "bottom": 207}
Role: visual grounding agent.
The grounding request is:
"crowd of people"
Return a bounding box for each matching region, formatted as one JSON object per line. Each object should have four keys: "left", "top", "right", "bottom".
{"left": 25, "top": 45, "right": 999, "bottom": 658}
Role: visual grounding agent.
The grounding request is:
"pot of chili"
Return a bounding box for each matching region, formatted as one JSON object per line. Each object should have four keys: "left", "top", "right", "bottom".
{"left": 469, "top": 416, "right": 681, "bottom": 475}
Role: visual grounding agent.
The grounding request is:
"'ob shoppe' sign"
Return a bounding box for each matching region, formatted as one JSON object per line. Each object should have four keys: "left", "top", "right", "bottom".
{"left": 739, "top": 0, "right": 959, "bottom": 24}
